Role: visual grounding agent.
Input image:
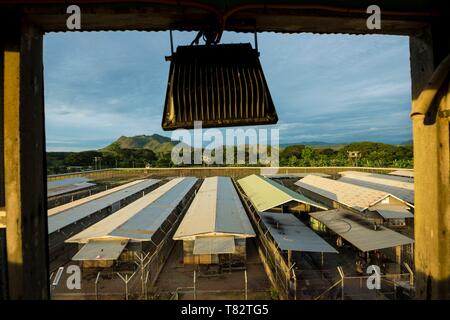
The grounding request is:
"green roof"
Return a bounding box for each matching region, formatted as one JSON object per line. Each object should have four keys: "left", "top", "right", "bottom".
{"left": 237, "top": 174, "right": 327, "bottom": 212}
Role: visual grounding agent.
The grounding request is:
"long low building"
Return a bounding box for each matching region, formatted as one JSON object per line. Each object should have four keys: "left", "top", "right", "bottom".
{"left": 47, "top": 177, "right": 96, "bottom": 198}
{"left": 66, "top": 177, "right": 199, "bottom": 268}
{"left": 295, "top": 175, "right": 412, "bottom": 224}
{"left": 338, "top": 171, "right": 414, "bottom": 205}
{"left": 174, "top": 176, "right": 255, "bottom": 266}
{"left": 238, "top": 174, "right": 327, "bottom": 213}
{"left": 309, "top": 209, "right": 414, "bottom": 266}
{"left": 48, "top": 179, "right": 160, "bottom": 270}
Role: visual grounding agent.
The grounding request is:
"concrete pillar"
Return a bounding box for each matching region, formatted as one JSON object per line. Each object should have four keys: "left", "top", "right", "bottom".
{"left": 410, "top": 22, "right": 450, "bottom": 299}
{"left": 1, "top": 13, "right": 49, "bottom": 299}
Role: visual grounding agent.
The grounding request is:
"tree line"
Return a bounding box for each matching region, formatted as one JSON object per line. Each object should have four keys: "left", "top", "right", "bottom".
{"left": 47, "top": 141, "right": 413, "bottom": 174}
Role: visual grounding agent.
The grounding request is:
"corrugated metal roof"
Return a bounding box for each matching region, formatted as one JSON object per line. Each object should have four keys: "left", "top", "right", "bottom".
{"left": 388, "top": 170, "right": 414, "bottom": 178}
{"left": 295, "top": 175, "right": 395, "bottom": 212}
{"left": 238, "top": 174, "right": 327, "bottom": 212}
{"left": 48, "top": 179, "right": 147, "bottom": 216}
{"left": 162, "top": 44, "right": 278, "bottom": 130}
{"left": 260, "top": 212, "right": 338, "bottom": 253}
{"left": 368, "top": 204, "right": 414, "bottom": 219}
{"left": 309, "top": 209, "right": 414, "bottom": 252}
{"left": 338, "top": 172, "right": 414, "bottom": 205}
{"left": 66, "top": 177, "right": 198, "bottom": 243}
{"left": 173, "top": 176, "right": 255, "bottom": 240}
{"left": 47, "top": 182, "right": 96, "bottom": 197}
{"left": 72, "top": 240, "right": 129, "bottom": 261}
{"left": 47, "top": 177, "right": 90, "bottom": 189}
{"left": 193, "top": 236, "right": 236, "bottom": 255}
{"left": 48, "top": 179, "right": 160, "bottom": 234}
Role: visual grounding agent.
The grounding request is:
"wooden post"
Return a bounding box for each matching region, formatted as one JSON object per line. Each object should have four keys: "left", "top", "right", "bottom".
{"left": 2, "top": 13, "right": 49, "bottom": 299}
{"left": 287, "top": 250, "right": 292, "bottom": 270}
{"left": 0, "top": 32, "right": 7, "bottom": 299}
{"left": 193, "top": 270, "right": 197, "bottom": 300}
{"left": 244, "top": 270, "right": 248, "bottom": 300}
{"left": 410, "top": 23, "right": 450, "bottom": 299}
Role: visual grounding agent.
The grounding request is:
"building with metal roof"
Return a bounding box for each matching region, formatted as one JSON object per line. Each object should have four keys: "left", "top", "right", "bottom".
{"left": 47, "top": 179, "right": 160, "bottom": 270}
{"left": 338, "top": 171, "right": 414, "bottom": 205}
{"left": 309, "top": 209, "right": 414, "bottom": 252}
{"left": 47, "top": 177, "right": 96, "bottom": 198}
{"left": 295, "top": 175, "right": 411, "bottom": 224}
{"left": 66, "top": 177, "right": 199, "bottom": 268}
{"left": 48, "top": 179, "right": 160, "bottom": 234}
{"left": 174, "top": 176, "right": 255, "bottom": 265}
{"left": 259, "top": 212, "right": 337, "bottom": 253}
{"left": 238, "top": 174, "right": 327, "bottom": 213}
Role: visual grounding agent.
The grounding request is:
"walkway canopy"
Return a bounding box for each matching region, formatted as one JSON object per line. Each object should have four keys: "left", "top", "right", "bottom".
{"left": 368, "top": 203, "right": 414, "bottom": 219}
{"left": 238, "top": 174, "right": 327, "bottom": 212}
{"left": 260, "top": 212, "right": 337, "bottom": 253}
{"left": 309, "top": 209, "right": 414, "bottom": 252}
{"left": 174, "top": 176, "right": 255, "bottom": 241}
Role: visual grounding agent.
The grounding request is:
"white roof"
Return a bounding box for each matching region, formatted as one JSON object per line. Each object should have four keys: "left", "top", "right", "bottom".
{"left": 295, "top": 175, "right": 393, "bottom": 212}
{"left": 66, "top": 177, "right": 198, "bottom": 243}
{"left": 310, "top": 209, "right": 414, "bottom": 252}
{"left": 260, "top": 212, "right": 338, "bottom": 253}
{"left": 338, "top": 172, "right": 414, "bottom": 205}
{"left": 173, "top": 176, "right": 255, "bottom": 240}
{"left": 48, "top": 179, "right": 160, "bottom": 233}
{"left": 238, "top": 174, "right": 327, "bottom": 212}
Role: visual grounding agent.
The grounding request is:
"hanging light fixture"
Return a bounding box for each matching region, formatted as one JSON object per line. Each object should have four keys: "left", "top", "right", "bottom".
{"left": 162, "top": 30, "right": 278, "bottom": 130}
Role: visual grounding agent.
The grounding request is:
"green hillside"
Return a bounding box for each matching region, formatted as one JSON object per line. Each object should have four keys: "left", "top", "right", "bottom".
{"left": 102, "top": 134, "right": 177, "bottom": 156}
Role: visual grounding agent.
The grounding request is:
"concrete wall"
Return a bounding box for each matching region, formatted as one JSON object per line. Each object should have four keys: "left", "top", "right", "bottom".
{"left": 47, "top": 167, "right": 403, "bottom": 181}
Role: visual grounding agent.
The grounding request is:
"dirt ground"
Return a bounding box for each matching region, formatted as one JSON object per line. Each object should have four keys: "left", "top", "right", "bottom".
{"left": 51, "top": 238, "right": 272, "bottom": 300}
{"left": 153, "top": 239, "right": 272, "bottom": 300}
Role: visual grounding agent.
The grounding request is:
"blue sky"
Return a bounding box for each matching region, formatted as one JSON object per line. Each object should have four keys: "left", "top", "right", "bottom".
{"left": 44, "top": 31, "right": 412, "bottom": 151}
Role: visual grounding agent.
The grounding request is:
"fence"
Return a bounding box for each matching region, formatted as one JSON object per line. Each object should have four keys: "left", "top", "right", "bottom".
{"left": 233, "top": 179, "right": 294, "bottom": 300}
{"left": 313, "top": 266, "right": 414, "bottom": 300}
{"left": 90, "top": 181, "right": 200, "bottom": 300}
